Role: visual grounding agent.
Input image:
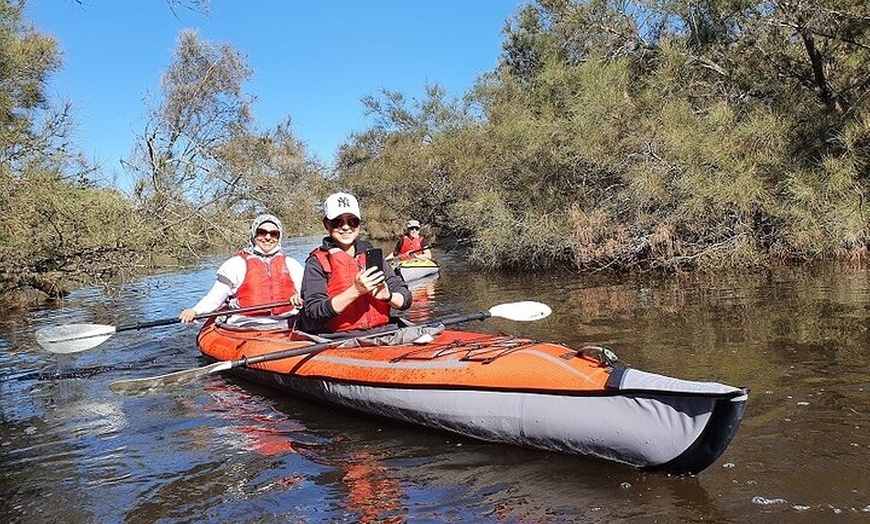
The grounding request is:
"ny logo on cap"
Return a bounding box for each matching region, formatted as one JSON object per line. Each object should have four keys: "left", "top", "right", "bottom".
{"left": 337, "top": 196, "right": 351, "bottom": 208}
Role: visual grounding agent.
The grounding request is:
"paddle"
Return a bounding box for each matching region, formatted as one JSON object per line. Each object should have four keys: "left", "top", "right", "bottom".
{"left": 108, "top": 300, "right": 552, "bottom": 396}
{"left": 404, "top": 236, "right": 466, "bottom": 257}
{"left": 388, "top": 237, "right": 469, "bottom": 267}
{"left": 35, "top": 300, "right": 297, "bottom": 354}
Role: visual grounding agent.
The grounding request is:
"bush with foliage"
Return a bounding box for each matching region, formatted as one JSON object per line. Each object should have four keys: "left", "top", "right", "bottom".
{"left": 334, "top": 0, "right": 868, "bottom": 272}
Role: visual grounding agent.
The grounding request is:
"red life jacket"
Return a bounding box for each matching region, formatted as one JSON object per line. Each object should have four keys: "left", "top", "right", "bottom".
{"left": 234, "top": 251, "right": 297, "bottom": 315}
{"left": 311, "top": 247, "right": 391, "bottom": 332}
{"left": 397, "top": 235, "right": 425, "bottom": 260}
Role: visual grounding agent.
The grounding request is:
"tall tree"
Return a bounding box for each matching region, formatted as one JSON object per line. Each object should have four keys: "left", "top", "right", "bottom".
{"left": 127, "top": 29, "right": 254, "bottom": 244}
{"left": 0, "top": 0, "right": 142, "bottom": 301}
{"left": 211, "top": 117, "right": 328, "bottom": 235}
{"left": 127, "top": 29, "right": 328, "bottom": 251}
{"left": 1, "top": 0, "right": 63, "bottom": 173}
{"left": 333, "top": 0, "right": 868, "bottom": 270}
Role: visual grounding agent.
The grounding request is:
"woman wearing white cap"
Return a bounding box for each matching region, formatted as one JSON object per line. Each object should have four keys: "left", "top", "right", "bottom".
{"left": 385, "top": 219, "right": 431, "bottom": 262}
{"left": 179, "top": 214, "right": 304, "bottom": 327}
{"left": 300, "top": 192, "right": 411, "bottom": 334}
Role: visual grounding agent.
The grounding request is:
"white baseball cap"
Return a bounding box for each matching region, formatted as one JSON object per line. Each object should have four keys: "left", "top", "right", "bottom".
{"left": 323, "top": 192, "right": 361, "bottom": 220}
{"left": 406, "top": 219, "right": 420, "bottom": 229}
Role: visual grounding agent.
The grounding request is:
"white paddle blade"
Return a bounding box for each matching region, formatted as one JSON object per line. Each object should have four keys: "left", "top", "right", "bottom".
{"left": 488, "top": 301, "right": 552, "bottom": 322}
{"left": 35, "top": 324, "right": 118, "bottom": 353}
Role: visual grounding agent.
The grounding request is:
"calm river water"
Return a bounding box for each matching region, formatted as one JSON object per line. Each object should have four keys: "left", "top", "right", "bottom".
{"left": 1, "top": 236, "right": 868, "bottom": 523}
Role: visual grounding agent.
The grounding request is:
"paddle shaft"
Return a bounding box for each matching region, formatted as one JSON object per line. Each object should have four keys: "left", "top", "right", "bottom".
{"left": 114, "top": 300, "right": 296, "bottom": 333}
{"left": 404, "top": 239, "right": 459, "bottom": 255}
{"left": 226, "top": 310, "right": 492, "bottom": 370}
{"left": 404, "top": 243, "right": 434, "bottom": 257}
{"left": 402, "top": 237, "right": 464, "bottom": 257}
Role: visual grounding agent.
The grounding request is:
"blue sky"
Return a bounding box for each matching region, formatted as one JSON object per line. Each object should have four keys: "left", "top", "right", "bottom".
{"left": 25, "top": 1, "right": 525, "bottom": 190}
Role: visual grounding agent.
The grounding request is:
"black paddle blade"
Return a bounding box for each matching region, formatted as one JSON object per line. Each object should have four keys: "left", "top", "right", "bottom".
{"left": 438, "top": 237, "right": 460, "bottom": 251}
{"left": 432, "top": 237, "right": 469, "bottom": 253}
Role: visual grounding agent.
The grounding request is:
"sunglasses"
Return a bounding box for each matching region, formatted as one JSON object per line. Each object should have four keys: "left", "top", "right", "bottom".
{"left": 407, "top": 226, "right": 420, "bottom": 231}
{"left": 329, "top": 216, "right": 361, "bottom": 229}
{"left": 255, "top": 228, "right": 280, "bottom": 239}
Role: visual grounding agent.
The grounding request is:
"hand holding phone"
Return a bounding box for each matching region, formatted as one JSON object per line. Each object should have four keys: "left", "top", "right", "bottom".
{"left": 364, "top": 248, "right": 386, "bottom": 292}
{"left": 365, "top": 248, "right": 383, "bottom": 271}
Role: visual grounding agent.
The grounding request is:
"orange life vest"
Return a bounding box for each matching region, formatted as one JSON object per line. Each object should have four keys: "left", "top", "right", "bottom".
{"left": 234, "top": 251, "right": 297, "bottom": 315}
{"left": 311, "top": 247, "right": 391, "bottom": 332}
{"left": 397, "top": 235, "right": 424, "bottom": 261}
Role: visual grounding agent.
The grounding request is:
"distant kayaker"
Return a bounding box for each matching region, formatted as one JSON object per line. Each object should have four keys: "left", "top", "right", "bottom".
{"left": 385, "top": 219, "right": 431, "bottom": 262}
{"left": 179, "top": 213, "right": 304, "bottom": 327}
{"left": 299, "top": 192, "right": 411, "bottom": 334}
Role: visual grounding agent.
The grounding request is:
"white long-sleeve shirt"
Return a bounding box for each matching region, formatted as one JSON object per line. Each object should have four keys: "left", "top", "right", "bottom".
{"left": 193, "top": 253, "right": 304, "bottom": 325}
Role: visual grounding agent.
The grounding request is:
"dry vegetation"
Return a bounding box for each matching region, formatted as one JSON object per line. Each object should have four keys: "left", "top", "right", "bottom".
{"left": 1, "top": 0, "right": 867, "bottom": 304}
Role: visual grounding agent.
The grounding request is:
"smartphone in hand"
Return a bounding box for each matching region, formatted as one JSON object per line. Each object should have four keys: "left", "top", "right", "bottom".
{"left": 365, "top": 248, "right": 384, "bottom": 271}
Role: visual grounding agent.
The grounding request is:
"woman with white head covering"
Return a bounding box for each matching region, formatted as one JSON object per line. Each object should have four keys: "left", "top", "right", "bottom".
{"left": 179, "top": 213, "right": 304, "bottom": 327}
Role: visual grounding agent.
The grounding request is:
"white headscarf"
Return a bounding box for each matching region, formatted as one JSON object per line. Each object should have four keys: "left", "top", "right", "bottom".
{"left": 249, "top": 214, "right": 283, "bottom": 256}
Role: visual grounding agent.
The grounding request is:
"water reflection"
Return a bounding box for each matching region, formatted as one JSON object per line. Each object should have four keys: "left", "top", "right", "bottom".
{"left": 1, "top": 243, "right": 869, "bottom": 523}
{"left": 405, "top": 274, "right": 439, "bottom": 324}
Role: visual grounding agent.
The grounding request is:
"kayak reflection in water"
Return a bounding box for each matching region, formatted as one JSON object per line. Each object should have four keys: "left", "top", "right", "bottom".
{"left": 406, "top": 277, "right": 437, "bottom": 323}
{"left": 202, "top": 382, "right": 406, "bottom": 523}
{"left": 339, "top": 449, "right": 406, "bottom": 523}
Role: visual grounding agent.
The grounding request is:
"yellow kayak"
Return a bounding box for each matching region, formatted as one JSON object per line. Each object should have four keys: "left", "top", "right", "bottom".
{"left": 394, "top": 258, "right": 439, "bottom": 282}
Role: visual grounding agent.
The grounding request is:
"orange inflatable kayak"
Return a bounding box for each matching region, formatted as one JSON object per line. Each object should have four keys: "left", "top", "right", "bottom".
{"left": 196, "top": 319, "right": 747, "bottom": 474}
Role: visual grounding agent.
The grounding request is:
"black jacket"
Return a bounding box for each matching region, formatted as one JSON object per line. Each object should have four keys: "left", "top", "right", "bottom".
{"left": 299, "top": 237, "right": 412, "bottom": 333}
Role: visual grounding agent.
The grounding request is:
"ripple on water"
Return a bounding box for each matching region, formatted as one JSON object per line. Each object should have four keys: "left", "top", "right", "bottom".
{"left": 2, "top": 256, "right": 869, "bottom": 523}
